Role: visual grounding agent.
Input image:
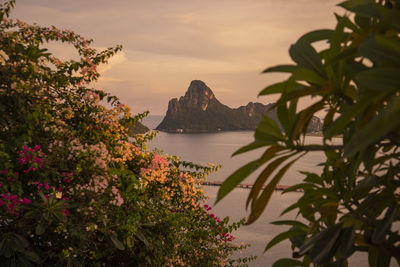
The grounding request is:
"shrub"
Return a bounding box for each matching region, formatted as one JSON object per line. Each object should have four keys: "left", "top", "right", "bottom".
{"left": 0, "top": 1, "right": 251, "bottom": 265}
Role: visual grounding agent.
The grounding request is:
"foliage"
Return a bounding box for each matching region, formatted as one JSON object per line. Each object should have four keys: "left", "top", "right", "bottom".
{"left": 217, "top": 0, "right": 400, "bottom": 266}
{"left": 0, "top": 1, "right": 252, "bottom": 266}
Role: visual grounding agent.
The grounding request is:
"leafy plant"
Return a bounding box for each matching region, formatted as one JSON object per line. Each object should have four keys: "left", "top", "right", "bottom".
{"left": 217, "top": 0, "right": 400, "bottom": 266}
{"left": 0, "top": 1, "right": 252, "bottom": 265}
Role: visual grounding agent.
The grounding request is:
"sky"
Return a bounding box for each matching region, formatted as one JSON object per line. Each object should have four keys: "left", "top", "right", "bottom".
{"left": 11, "top": 0, "right": 342, "bottom": 115}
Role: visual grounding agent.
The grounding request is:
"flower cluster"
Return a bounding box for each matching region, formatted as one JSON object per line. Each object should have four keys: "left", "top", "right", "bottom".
{"left": 204, "top": 204, "right": 235, "bottom": 242}
{"left": 0, "top": 192, "right": 30, "bottom": 216}
{"left": 140, "top": 154, "right": 170, "bottom": 185}
{"left": 17, "top": 145, "right": 45, "bottom": 173}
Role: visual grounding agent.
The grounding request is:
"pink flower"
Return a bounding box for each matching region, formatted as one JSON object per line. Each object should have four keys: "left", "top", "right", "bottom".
{"left": 61, "top": 209, "right": 70, "bottom": 217}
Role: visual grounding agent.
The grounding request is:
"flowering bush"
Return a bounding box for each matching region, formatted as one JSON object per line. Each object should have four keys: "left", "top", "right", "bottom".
{"left": 0, "top": 1, "right": 252, "bottom": 266}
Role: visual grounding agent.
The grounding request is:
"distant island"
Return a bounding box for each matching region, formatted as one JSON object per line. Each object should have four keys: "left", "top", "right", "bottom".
{"left": 156, "top": 80, "right": 322, "bottom": 133}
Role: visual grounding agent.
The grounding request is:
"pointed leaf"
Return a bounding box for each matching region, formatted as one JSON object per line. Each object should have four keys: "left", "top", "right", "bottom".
{"left": 375, "top": 34, "right": 400, "bottom": 55}
{"left": 289, "top": 39, "right": 326, "bottom": 78}
{"left": 232, "top": 141, "right": 274, "bottom": 156}
{"left": 339, "top": 227, "right": 356, "bottom": 259}
{"left": 325, "top": 95, "right": 374, "bottom": 139}
{"left": 262, "top": 65, "right": 299, "bottom": 74}
{"left": 259, "top": 81, "right": 305, "bottom": 96}
{"left": 368, "top": 246, "right": 391, "bottom": 267}
{"left": 356, "top": 68, "right": 400, "bottom": 91}
{"left": 299, "top": 29, "right": 333, "bottom": 43}
{"left": 290, "top": 101, "right": 325, "bottom": 141}
{"left": 298, "top": 224, "right": 341, "bottom": 257}
{"left": 344, "top": 96, "right": 400, "bottom": 157}
{"left": 309, "top": 224, "right": 342, "bottom": 264}
{"left": 270, "top": 220, "right": 309, "bottom": 230}
{"left": 216, "top": 160, "right": 259, "bottom": 203}
{"left": 272, "top": 258, "right": 303, "bottom": 267}
{"left": 135, "top": 230, "right": 149, "bottom": 246}
{"left": 359, "top": 36, "right": 400, "bottom": 65}
{"left": 257, "top": 115, "right": 284, "bottom": 139}
{"left": 372, "top": 206, "right": 398, "bottom": 243}
{"left": 248, "top": 154, "right": 304, "bottom": 224}
{"left": 110, "top": 234, "right": 125, "bottom": 250}
{"left": 247, "top": 152, "right": 297, "bottom": 208}
{"left": 265, "top": 227, "right": 305, "bottom": 252}
{"left": 290, "top": 68, "right": 327, "bottom": 86}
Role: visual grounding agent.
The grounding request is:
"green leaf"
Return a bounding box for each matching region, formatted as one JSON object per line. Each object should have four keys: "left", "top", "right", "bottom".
{"left": 232, "top": 141, "right": 274, "bottom": 156}
{"left": 247, "top": 153, "right": 298, "bottom": 208}
{"left": 259, "top": 81, "right": 305, "bottom": 96}
{"left": 308, "top": 224, "right": 342, "bottom": 264}
{"left": 110, "top": 234, "right": 125, "bottom": 250}
{"left": 375, "top": 34, "right": 400, "bottom": 55}
{"left": 12, "top": 234, "right": 29, "bottom": 250}
{"left": 248, "top": 154, "right": 304, "bottom": 224}
{"left": 217, "top": 145, "right": 286, "bottom": 203}
{"left": 21, "top": 250, "right": 41, "bottom": 263}
{"left": 277, "top": 103, "right": 291, "bottom": 134}
{"left": 338, "top": 227, "right": 356, "bottom": 259}
{"left": 351, "top": 3, "right": 381, "bottom": 19}
{"left": 0, "top": 237, "right": 11, "bottom": 258}
{"left": 290, "top": 101, "right": 325, "bottom": 141}
{"left": 325, "top": 95, "right": 374, "bottom": 139}
{"left": 344, "top": 96, "right": 400, "bottom": 157}
{"left": 380, "top": 6, "right": 400, "bottom": 32}
{"left": 328, "top": 14, "right": 349, "bottom": 59}
{"left": 368, "top": 246, "right": 391, "bottom": 267}
{"left": 343, "top": 61, "right": 368, "bottom": 79}
{"left": 270, "top": 220, "right": 309, "bottom": 230}
{"left": 356, "top": 68, "right": 400, "bottom": 91}
{"left": 289, "top": 39, "right": 326, "bottom": 78}
{"left": 335, "top": 12, "right": 360, "bottom": 32}
{"left": 216, "top": 160, "right": 259, "bottom": 203}
{"left": 265, "top": 227, "right": 305, "bottom": 252}
{"left": 358, "top": 36, "right": 400, "bottom": 65}
{"left": 262, "top": 64, "right": 298, "bottom": 74}
{"left": 372, "top": 206, "right": 398, "bottom": 243}
{"left": 299, "top": 29, "right": 333, "bottom": 43}
{"left": 53, "top": 210, "right": 67, "bottom": 223}
{"left": 353, "top": 175, "right": 379, "bottom": 200}
{"left": 359, "top": 190, "right": 393, "bottom": 218}
{"left": 9, "top": 234, "right": 26, "bottom": 253}
{"left": 135, "top": 230, "right": 149, "bottom": 246}
{"left": 255, "top": 115, "right": 284, "bottom": 141}
{"left": 339, "top": 0, "right": 373, "bottom": 11}
{"left": 282, "top": 183, "right": 316, "bottom": 193}
{"left": 35, "top": 219, "right": 46, "bottom": 236}
{"left": 272, "top": 258, "right": 303, "bottom": 267}
{"left": 290, "top": 68, "right": 327, "bottom": 86}
{"left": 303, "top": 172, "right": 324, "bottom": 186}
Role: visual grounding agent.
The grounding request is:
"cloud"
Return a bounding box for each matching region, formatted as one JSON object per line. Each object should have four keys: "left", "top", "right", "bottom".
{"left": 97, "top": 50, "right": 127, "bottom": 75}
{"left": 12, "top": 0, "right": 343, "bottom": 115}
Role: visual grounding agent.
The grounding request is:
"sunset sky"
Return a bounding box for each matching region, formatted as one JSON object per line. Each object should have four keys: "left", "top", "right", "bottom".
{"left": 12, "top": 0, "right": 341, "bottom": 115}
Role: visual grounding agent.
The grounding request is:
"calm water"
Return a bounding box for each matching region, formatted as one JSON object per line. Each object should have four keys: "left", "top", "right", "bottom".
{"left": 142, "top": 116, "right": 394, "bottom": 266}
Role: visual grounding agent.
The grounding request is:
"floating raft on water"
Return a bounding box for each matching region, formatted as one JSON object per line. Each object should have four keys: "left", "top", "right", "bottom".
{"left": 201, "top": 181, "right": 303, "bottom": 192}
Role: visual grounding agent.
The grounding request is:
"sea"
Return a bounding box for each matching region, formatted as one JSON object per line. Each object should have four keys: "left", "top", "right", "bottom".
{"left": 142, "top": 115, "right": 396, "bottom": 267}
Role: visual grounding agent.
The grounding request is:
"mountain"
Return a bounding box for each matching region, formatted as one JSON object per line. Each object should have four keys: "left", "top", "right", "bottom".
{"left": 156, "top": 80, "right": 322, "bottom": 133}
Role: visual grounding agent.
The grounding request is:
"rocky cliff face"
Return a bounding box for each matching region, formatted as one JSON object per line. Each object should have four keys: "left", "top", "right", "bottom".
{"left": 156, "top": 80, "right": 322, "bottom": 133}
